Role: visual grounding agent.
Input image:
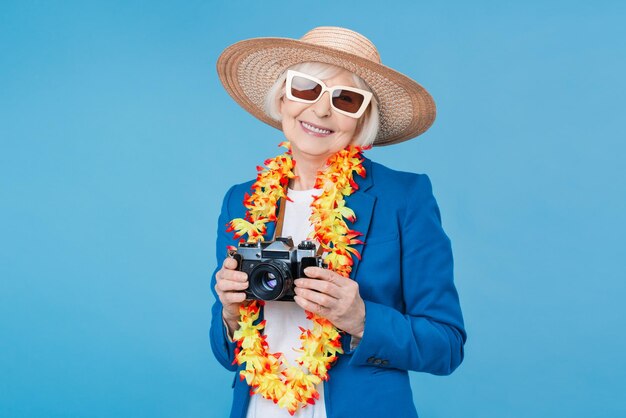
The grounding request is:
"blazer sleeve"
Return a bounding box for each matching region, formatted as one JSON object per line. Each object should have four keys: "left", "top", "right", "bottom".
{"left": 349, "top": 174, "right": 467, "bottom": 375}
{"left": 209, "top": 185, "right": 239, "bottom": 371}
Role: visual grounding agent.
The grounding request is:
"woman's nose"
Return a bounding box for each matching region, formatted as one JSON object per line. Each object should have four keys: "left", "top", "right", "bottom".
{"left": 311, "top": 91, "right": 332, "bottom": 118}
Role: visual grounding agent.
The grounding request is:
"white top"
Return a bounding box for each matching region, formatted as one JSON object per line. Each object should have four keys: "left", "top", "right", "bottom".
{"left": 246, "top": 188, "right": 327, "bottom": 418}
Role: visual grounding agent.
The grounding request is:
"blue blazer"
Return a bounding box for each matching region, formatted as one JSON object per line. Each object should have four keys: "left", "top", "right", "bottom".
{"left": 210, "top": 157, "right": 466, "bottom": 418}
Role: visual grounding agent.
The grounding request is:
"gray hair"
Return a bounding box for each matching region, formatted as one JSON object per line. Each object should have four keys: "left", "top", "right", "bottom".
{"left": 264, "top": 62, "right": 380, "bottom": 147}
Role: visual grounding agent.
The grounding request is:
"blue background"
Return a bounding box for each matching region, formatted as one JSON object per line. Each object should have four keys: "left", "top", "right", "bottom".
{"left": 1, "top": 1, "right": 625, "bottom": 417}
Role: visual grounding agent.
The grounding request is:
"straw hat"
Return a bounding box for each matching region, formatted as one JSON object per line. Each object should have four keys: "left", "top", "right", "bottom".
{"left": 216, "top": 26, "right": 436, "bottom": 146}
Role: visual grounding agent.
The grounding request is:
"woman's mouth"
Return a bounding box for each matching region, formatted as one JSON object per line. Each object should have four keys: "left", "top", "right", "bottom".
{"left": 300, "top": 121, "right": 334, "bottom": 137}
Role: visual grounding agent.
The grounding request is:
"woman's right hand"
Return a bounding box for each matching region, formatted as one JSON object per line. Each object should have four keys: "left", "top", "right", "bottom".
{"left": 215, "top": 257, "right": 249, "bottom": 334}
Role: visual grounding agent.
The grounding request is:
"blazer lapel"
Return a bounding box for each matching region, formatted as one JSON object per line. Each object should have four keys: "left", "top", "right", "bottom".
{"left": 344, "top": 157, "right": 376, "bottom": 280}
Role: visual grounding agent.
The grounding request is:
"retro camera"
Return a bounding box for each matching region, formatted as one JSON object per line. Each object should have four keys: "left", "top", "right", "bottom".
{"left": 229, "top": 237, "right": 324, "bottom": 301}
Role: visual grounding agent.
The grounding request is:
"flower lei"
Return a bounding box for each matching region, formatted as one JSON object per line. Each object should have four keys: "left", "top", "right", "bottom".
{"left": 226, "top": 141, "right": 366, "bottom": 414}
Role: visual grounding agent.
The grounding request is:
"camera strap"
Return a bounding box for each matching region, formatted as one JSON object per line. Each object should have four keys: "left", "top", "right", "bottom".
{"left": 273, "top": 197, "right": 324, "bottom": 256}
{"left": 272, "top": 197, "right": 288, "bottom": 239}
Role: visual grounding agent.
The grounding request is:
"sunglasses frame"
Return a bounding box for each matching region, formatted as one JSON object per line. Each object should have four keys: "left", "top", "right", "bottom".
{"left": 285, "top": 70, "right": 373, "bottom": 119}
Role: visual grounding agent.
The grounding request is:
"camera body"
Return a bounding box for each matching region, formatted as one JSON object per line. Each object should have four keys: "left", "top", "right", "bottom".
{"left": 230, "top": 237, "right": 324, "bottom": 301}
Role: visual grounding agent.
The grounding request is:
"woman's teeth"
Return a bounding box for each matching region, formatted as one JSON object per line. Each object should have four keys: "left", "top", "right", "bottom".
{"left": 301, "top": 121, "right": 332, "bottom": 135}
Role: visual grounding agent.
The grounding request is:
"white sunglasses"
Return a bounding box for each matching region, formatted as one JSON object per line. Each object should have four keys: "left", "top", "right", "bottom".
{"left": 285, "top": 70, "right": 373, "bottom": 118}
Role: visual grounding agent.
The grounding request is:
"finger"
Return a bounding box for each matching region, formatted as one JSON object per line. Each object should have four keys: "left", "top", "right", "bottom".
{"left": 216, "top": 279, "right": 249, "bottom": 292}
{"left": 294, "top": 287, "right": 337, "bottom": 308}
{"left": 223, "top": 291, "right": 247, "bottom": 305}
{"left": 219, "top": 269, "right": 248, "bottom": 282}
{"left": 303, "top": 267, "right": 343, "bottom": 285}
{"left": 294, "top": 277, "right": 339, "bottom": 297}
{"left": 294, "top": 295, "right": 328, "bottom": 316}
{"left": 223, "top": 257, "right": 239, "bottom": 270}
{"left": 303, "top": 266, "right": 329, "bottom": 279}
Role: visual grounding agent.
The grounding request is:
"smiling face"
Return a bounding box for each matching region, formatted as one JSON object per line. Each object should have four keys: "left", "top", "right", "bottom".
{"left": 279, "top": 68, "right": 362, "bottom": 168}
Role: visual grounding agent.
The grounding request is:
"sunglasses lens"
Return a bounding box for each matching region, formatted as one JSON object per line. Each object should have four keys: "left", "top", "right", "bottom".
{"left": 331, "top": 89, "right": 365, "bottom": 114}
{"left": 290, "top": 75, "right": 323, "bottom": 101}
{"left": 288, "top": 72, "right": 367, "bottom": 116}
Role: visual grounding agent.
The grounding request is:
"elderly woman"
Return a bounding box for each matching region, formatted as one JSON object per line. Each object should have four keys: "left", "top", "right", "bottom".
{"left": 210, "top": 27, "right": 466, "bottom": 418}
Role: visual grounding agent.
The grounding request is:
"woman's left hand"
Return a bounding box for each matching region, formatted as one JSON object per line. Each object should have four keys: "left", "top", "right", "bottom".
{"left": 294, "top": 266, "right": 365, "bottom": 338}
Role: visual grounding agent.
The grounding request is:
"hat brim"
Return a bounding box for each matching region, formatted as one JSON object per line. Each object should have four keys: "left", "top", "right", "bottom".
{"left": 217, "top": 37, "right": 436, "bottom": 146}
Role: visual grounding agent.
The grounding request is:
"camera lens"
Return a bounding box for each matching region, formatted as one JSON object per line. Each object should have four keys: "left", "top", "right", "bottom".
{"left": 261, "top": 272, "right": 278, "bottom": 291}
{"left": 248, "top": 260, "right": 292, "bottom": 301}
